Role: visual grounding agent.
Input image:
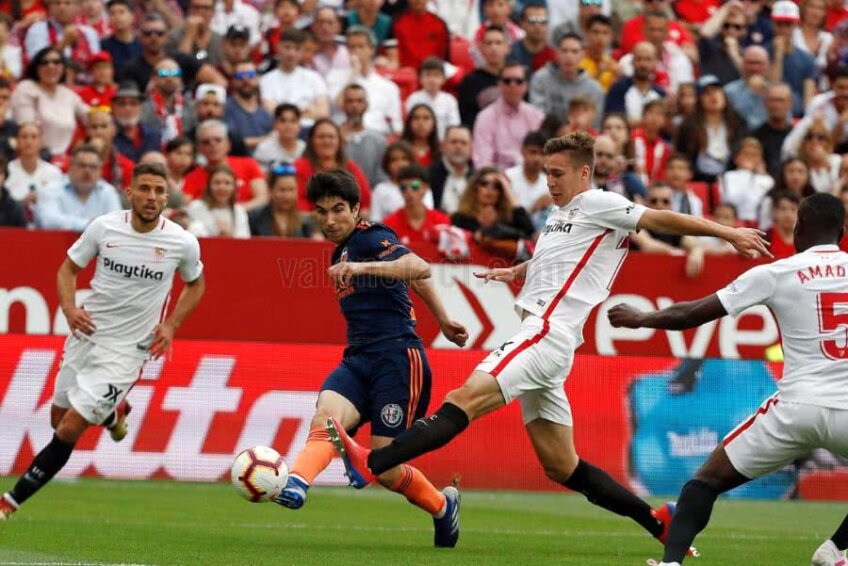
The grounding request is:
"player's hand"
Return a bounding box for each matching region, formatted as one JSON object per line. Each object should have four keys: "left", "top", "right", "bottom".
{"left": 64, "top": 306, "right": 96, "bottom": 336}
{"left": 150, "top": 322, "right": 176, "bottom": 360}
{"left": 728, "top": 227, "right": 773, "bottom": 259}
{"left": 328, "top": 261, "right": 362, "bottom": 288}
{"left": 473, "top": 266, "right": 517, "bottom": 284}
{"left": 440, "top": 319, "right": 469, "bottom": 347}
{"left": 607, "top": 304, "right": 646, "bottom": 328}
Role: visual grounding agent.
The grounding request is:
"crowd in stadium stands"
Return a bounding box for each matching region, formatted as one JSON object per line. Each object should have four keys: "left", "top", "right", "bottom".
{"left": 2, "top": 0, "right": 848, "bottom": 269}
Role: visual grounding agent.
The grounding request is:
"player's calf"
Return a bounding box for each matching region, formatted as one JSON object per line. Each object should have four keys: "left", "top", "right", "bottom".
{"left": 4, "top": 434, "right": 75, "bottom": 512}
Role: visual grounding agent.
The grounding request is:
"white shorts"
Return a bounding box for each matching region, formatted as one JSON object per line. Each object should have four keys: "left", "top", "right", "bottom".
{"left": 724, "top": 394, "right": 848, "bottom": 479}
{"left": 53, "top": 336, "right": 145, "bottom": 425}
{"left": 475, "top": 314, "right": 575, "bottom": 426}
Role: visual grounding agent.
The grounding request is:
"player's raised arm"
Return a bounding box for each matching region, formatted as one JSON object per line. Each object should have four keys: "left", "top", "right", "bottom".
{"left": 328, "top": 252, "right": 431, "bottom": 287}
{"left": 410, "top": 278, "right": 469, "bottom": 347}
{"left": 637, "top": 208, "right": 772, "bottom": 259}
{"left": 608, "top": 294, "right": 728, "bottom": 331}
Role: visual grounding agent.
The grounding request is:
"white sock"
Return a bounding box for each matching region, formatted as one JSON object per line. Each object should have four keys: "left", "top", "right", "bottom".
{"left": 432, "top": 496, "right": 447, "bottom": 519}
{"left": 3, "top": 492, "right": 19, "bottom": 509}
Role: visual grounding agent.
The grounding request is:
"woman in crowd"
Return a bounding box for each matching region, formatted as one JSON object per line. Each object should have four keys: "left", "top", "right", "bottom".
{"left": 786, "top": 119, "right": 842, "bottom": 193}
{"left": 758, "top": 157, "right": 816, "bottom": 230}
{"left": 5, "top": 122, "right": 62, "bottom": 206}
{"left": 676, "top": 76, "right": 747, "bottom": 182}
{"left": 187, "top": 164, "right": 251, "bottom": 238}
{"left": 253, "top": 103, "right": 305, "bottom": 172}
{"left": 451, "top": 166, "right": 535, "bottom": 259}
{"left": 164, "top": 135, "right": 195, "bottom": 198}
{"left": 249, "top": 164, "right": 319, "bottom": 238}
{"left": 11, "top": 47, "right": 89, "bottom": 159}
{"left": 794, "top": 0, "right": 833, "bottom": 81}
{"left": 293, "top": 118, "right": 371, "bottom": 213}
{"left": 719, "top": 138, "right": 774, "bottom": 226}
{"left": 401, "top": 103, "right": 440, "bottom": 167}
{"left": 371, "top": 140, "right": 435, "bottom": 222}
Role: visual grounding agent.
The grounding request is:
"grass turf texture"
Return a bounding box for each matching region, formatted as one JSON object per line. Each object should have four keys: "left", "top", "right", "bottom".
{"left": 0, "top": 478, "right": 842, "bottom": 565}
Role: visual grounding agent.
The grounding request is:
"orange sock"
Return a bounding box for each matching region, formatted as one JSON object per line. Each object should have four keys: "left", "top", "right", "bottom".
{"left": 289, "top": 427, "right": 336, "bottom": 485}
{"left": 388, "top": 464, "right": 447, "bottom": 516}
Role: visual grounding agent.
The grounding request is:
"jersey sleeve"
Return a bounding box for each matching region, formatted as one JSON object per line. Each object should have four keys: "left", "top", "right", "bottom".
{"left": 586, "top": 191, "right": 646, "bottom": 232}
{"left": 178, "top": 232, "right": 204, "bottom": 282}
{"left": 66, "top": 216, "right": 106, "bottom": 267}
{"left": 716, "top": 264, "right": 777, "bottom": 317}
{"left": 359, "top": 225, "right": 411, "bottom": 262}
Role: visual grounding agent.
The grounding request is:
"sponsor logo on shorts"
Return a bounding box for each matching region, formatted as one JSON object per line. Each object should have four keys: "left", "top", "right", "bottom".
{"left": 103, "top": 257, "right": 165, "bottom": 281}
{"left": 380, "top": 403, "right": 404, "bottom": 428}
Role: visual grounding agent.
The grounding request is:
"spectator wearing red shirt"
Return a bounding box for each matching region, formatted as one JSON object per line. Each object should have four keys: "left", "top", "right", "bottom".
{"left": 618, "top": 0, "right": 695, "bottom": 57}
{"left": 766, "top": 191, "right": 800, "bottom": 259}
{"left": 402, "top": 103, "right": 440, "bottom": 167}
{"left": 293, "top": 118, "right": 372, "bottom": 213}
{"left": 183, "top": 119, "right": 269, "bottom": 211}
{"left": 826, "top": 0, "right": 848, "bottom": 31}
{"left": 84, "top": 107, "right": 133, "bottom": 190}
{"left": 384, "top": 164, "right": 450, "bottom": 245}
{"left": 631, "top": 99, "right": 672, "bottom": 184}
{"left": 394, "top": 0, "right": 450, "bottom": 71}
{"left": 76, "top": 51, "right": 116, "bottom": 108}
{"left": 674, "top": 0, "right": 721, "bottom": 25}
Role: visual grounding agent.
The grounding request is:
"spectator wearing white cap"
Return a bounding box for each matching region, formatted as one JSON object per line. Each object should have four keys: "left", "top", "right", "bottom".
{"left": 211, "top": 0, "right": 261, "bottom": 47}
{"left": 769, "top": 0, "right": 817, "bottom": 117}
{"left": 189, "top": 83, "right": 249, "bottom": 157}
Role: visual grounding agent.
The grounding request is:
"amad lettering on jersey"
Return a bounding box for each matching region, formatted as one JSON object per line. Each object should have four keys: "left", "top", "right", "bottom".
{"left": 797, "top": 264, "right": 846, "bottom": 284}
{"left": 102, "top": 257, "right": 165, "bottom": 280}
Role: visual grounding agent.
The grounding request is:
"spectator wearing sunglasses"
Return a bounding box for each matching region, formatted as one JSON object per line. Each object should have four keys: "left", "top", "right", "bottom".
{"left": 630, "top": 183, "right": 706, "bottom": 278}
{"left": 697, "top": 0, "right": 747, "bottom": 85}
{"left": 472, "top": 62, "right": 544, "bottom": 170}
{"left": 451, "top": 166, "right": 535, "bottom": 259}
{"left": 11, "top": 47, "right": 90, "bottom": 159}
{"left": 783, "top": 118, "right": 842, "bottom": 194}
{"left": 119, "top": 13, "right": 226, "bottom": 93}
{"left": 140, "top": 59, "right": 197, "bottom": 145}
{"left": 384, "top": 165, "right": 451, "bottom": 246}
{"left": 225, "top": 61, "right": 273, "bottom": 153}
{"left": 249, "top": 164, "right": 320, "bottom": 239}
{"left": 254, "top": 103, "right": 305, "bottom": 173}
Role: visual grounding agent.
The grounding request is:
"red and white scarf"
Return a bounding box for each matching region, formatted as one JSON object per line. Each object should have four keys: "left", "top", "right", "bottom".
{"left": 632, "top": 129, "right": 671, "bottom": 185}
{"left": 151, "top": 88, "right": 185, "bottom": 143}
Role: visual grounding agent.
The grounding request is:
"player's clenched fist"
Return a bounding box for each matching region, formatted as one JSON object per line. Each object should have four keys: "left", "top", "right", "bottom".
{"left": 328, "top": 261, "right": 363, "bottom": 288}
{"left": 606, "top": 304, "right": 645, "bottom": 328}
{"left": 63, "top": 306, "right": 96, "bottom": 336}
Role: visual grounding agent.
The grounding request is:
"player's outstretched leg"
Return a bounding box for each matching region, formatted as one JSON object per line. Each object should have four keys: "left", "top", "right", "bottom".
{"left": 274, "top": 391, "right": 359, "bottom": 509}
{"left": 812, "top": 514, "right": 848, "bottom": 566}
{"left": 1, "top": 408, "right": 89, "bottom": 520}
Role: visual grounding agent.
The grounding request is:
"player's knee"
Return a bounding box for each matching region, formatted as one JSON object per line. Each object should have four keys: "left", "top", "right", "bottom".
{"left": 542, "top": 462, "right": 573, "bottom": 484}
{"left": 444, "top": 388, "right": 477, "bottom": 418}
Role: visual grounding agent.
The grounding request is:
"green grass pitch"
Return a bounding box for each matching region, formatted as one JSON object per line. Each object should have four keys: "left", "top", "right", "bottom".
{"left": 0, "top": 478, "right": 842, "bottom": 565}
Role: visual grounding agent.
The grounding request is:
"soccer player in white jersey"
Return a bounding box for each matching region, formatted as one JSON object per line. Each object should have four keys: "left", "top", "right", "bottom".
{"left": 0, "top": 162, "right": 205, "bottom": 521}
{"left": 609, "top": 192, "right": 848, "bottom": 566}
{"left": 326, "top": 132, "right": 771, "bottom": 555}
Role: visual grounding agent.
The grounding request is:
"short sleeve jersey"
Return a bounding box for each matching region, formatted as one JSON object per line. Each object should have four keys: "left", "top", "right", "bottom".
{"left": 67, "top": 211, "right": 203, "bottom": 350}
{"left": 516, "top": 190, "right": 646, "bottom": 343}
{"left": 331, "top": 221, "right": 420, "bottom": 349}
{"left": 717, "top": 245, "right": 848, "bottom": 409}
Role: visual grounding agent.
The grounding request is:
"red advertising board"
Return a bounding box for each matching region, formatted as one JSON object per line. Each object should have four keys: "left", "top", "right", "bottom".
{"left": 0, "top": 229, "right": 774, "bottom": 360}
{"left": 1, "top": 335, "right": 841, "bottom": 499}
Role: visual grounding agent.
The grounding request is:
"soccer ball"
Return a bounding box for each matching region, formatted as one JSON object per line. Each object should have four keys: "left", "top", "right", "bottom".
{"left": 230, "top": 446, "right": 289, "bottom": 503}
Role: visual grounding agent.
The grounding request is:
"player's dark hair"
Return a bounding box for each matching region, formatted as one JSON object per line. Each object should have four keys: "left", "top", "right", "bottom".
{"left": 544, "top": 131, "right": 595, "bottom": 170}
{"left": 586, "top": 14, "right": 612, "bottom": 30}
{"left": 522, "top": 130, "right": 546, "bottom": 149}
{"left": 307, "top": 168, "right": 361, "bottom": 208}
{"left": 398, "top": 164, "right": 429, "bottom": 185}
{"left": 798, "top": 192, "right": 845, "bottom": 240}
{"left": 419, "top": 56, "right": 445, "bottom": 76}
{"left": 132, "top": 161, "right": 168, "bottom": 182}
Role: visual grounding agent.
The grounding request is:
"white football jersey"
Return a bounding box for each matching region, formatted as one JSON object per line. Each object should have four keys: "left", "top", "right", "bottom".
{"left": 516, "top": 190, "right": 645, "bottom": 343}
{"left": 67, "top": 211, "right": 204, "bottom": 351}
{"left": 717, "top": 244, "right": 848, "bottom": 410}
